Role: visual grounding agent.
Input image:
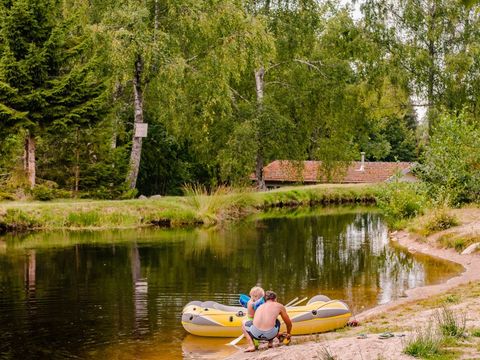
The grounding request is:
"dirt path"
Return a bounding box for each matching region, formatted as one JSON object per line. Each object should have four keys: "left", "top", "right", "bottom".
{"left": 226, "top": 207, "right": 480, "bottom": 360}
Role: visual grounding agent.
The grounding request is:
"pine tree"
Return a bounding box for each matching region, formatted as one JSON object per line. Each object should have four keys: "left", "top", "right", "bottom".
{"left": 0, "top": 0, "right": 108, "bottom": 188}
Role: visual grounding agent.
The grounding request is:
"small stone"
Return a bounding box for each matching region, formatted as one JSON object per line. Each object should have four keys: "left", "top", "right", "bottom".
{"left": 461, "top": 243, "right": 480, "bottom": 255}
{"left": 150, "top": 195, "right": 162, "bottom": 199}
{"left": 138, "top": 195, "right": 147, "bottom": 200}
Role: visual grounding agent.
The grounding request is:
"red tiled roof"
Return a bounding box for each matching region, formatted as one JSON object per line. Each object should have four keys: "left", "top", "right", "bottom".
{"left": 250, "top": 160, "right": 415, "bottom": 184}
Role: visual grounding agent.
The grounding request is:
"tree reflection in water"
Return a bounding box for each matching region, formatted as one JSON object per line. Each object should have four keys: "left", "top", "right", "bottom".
{"left": 0, "top": 209, "right": 462, "bottom": 359}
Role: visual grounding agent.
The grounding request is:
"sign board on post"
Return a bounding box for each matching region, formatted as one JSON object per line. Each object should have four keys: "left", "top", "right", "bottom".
{"left": 134, "top": 123, "right": 148, "bottom": 138}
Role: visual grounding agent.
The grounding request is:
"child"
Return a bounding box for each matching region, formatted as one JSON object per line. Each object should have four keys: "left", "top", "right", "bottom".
{"left": 246, "top": 286, "right": 265, "bottom": 320}
{"left": 239, "top": 286, "right": 265, "bottom": 349}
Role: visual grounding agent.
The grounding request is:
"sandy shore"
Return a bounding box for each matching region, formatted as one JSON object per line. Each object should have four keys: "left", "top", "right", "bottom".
{"left": 226, "top": 208, "right": 480, "bottom": 360}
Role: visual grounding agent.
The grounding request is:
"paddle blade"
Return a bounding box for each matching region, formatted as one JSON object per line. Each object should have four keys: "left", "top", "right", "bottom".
{"left": 226, "top": 334, "right": 244, "bottom": 346}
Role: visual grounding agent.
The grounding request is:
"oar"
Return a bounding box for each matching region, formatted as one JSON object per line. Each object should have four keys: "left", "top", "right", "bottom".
{"left": 284, "top": 297, "right": 299, "bottom": 307}
{"left": 226, "top": 296, "right": 299, "bottom": 346}
{"left": 226, "top": 332, "right": 245, "bottom": 346}
{"left": 287, "top": 297, "right": 308, "bottom": 308}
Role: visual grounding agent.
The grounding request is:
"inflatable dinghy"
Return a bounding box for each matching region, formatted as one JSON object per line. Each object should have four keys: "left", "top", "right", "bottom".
{"left": 181, "top": 295, "right": 351, "bottom": 337}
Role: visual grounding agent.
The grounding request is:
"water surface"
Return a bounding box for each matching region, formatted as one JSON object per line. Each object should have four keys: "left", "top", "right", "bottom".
{"left": 0, "top": 209, "right": 462, "bottom": 359}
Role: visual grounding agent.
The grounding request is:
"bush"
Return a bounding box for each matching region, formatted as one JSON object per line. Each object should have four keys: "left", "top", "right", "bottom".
{"left": 423, "top": 209, "right": 459, "bottom": 235}
{"left": 419, "top": 112, "right": 480, "bottom": 206}
{"left": 376, "top": 182, "right": 427, "bottom": 225}
{"left": 31, "top": 184, "right": 56, "bottom": 201}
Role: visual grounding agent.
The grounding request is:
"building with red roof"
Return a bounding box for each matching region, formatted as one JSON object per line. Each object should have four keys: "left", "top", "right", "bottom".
{"left": 250, "top": 156, "right": 417, "bottom": 188}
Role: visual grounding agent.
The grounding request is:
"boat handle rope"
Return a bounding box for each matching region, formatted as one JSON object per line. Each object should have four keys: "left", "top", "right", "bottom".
{"left": 313, "top": 300, "right": 342, "bottom": 314}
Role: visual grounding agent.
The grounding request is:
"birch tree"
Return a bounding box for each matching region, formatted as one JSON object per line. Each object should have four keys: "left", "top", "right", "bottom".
{"left": 362, "top": 0, "right": 480, "bottom": 129}
{"left": 103, "top": 1, "right": 160, "bottom": 189}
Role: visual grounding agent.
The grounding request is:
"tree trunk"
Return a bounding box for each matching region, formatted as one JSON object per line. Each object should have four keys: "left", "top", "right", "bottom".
{"left": 154, "top": 0, "right": 159, "bottom": 34}
{"left": 111, "top": 82, "right": 122, "bottom": 149}
{"left": 24, "top": 133, "right": 36, "bottom": 188}
{"left": 426, "top": 2, "right": 437, "bottom": 133}
{"left": 74, "top": 128, "right": 80, "bottom": 193}
{"left": 254, "top": 67, "right": 267, "bottom": 191}
{"left": 126, "top": 57, "right": 145, "bottom": 190}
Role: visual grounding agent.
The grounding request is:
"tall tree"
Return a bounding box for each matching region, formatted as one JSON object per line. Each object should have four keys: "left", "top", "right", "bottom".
{"left": 362, "top": 0, "right": 480, "bottom": 129}
{"left": 103, "top": 0, "right": 161, "bottom": 190}
{"left": 0, "top": 0, "right": 107, "bottom": 188}
{"left": 142, "top": 0, "right": 273, "bottom": 190}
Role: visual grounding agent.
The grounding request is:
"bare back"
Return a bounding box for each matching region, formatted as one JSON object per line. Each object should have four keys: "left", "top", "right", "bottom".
{"left": 252, "top": 301, "right": 286, "bottom": 330}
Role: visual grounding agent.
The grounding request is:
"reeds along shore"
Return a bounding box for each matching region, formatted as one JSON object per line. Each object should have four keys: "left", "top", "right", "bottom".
{"left": 0, "top": 184, "right": 379, "bottom": 233}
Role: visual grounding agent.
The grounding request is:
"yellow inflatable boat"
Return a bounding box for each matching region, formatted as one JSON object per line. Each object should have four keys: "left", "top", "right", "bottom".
{"left": 181, "top": 295, "right": 351, "bottom": 337}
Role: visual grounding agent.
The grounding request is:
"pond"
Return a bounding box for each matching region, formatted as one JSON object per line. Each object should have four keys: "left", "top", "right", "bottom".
{"left": 0, "top": 208, "right": 462, "bottom": 359}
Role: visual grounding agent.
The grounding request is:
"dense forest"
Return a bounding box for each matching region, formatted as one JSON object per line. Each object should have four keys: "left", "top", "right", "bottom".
{"left": 0, "top": 0, "right": 479, "bottom": 199}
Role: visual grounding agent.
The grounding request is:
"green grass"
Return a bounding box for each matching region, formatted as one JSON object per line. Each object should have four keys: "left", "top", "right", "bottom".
{"left": 435, "top": 306, "right": 466, "bottom": 338}
{"left": 404, "top": 327, "right": 443, "bottom": 358}
{"left": 0, "top": 184, "right": 380, "bottom": 233}
{"left": 438, "top": 233, "right": 479, "bottom": 252}
{"left": 317, "top": 346, "right": 336, "bottom": 360}
{"left": 471, "top": 328, "right": 480, "bottom": 337}
{"left": 413, "top": 208, "right": 460, "bottom": 236}
{"left": 441, "top": 294, "right": 460, "bottom": 305}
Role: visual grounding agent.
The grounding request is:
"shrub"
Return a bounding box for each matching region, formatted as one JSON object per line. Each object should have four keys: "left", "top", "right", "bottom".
{"left": 418, "top": 112, "right": 480, "bottom": 206}
{"left": 31, "top": 184, "right": 56, "bottom": 201}
{"left": 423, "top": 209, "right": 459, "bottom": 235}
{"left": 404, "top": 326, "right": 442, "bottom": 357}
{"left": 435, "top": 306, "right": 466, "bottom": 338}
{"left": 376, "top": 182, "right": 427, "bottom": 226}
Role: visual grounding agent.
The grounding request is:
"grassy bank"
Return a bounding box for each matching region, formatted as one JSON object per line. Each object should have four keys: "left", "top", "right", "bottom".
{"left": 0, "top": 183, "right": 379, "bottom": 233}
{"left": 406, "top": 206, "right": 480, "bottom": 253}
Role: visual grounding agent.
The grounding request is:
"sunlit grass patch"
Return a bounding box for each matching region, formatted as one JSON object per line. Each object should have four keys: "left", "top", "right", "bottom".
{"left": 364, "top": 325, "right": 403, "bottom": 334}
{"left": 404, "top": 326, "right": 443, "bottom": 358}
{"left": 438, "top": 233, "right": 479, "bottom": 252}
{"left": 0, "top": 184, "right": 383, "bottom": 232}
{"left": 441, "top": 294, "right": 461, "bottom": 305}
{"left": 66, "top": 211, "right": 101, "bottom": 227}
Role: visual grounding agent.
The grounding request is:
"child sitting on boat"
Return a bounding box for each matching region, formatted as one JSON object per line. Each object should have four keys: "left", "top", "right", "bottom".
{"left": 248, "top": 286, "right": 265, "bottom": 319}
{"left": 240, "top": 286, "right": 265, "bottom": 320}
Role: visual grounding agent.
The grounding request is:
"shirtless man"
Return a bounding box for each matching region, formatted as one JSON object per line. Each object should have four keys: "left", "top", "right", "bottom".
{"left": 242, "top": 290, "right": 292, "bottom": 352}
